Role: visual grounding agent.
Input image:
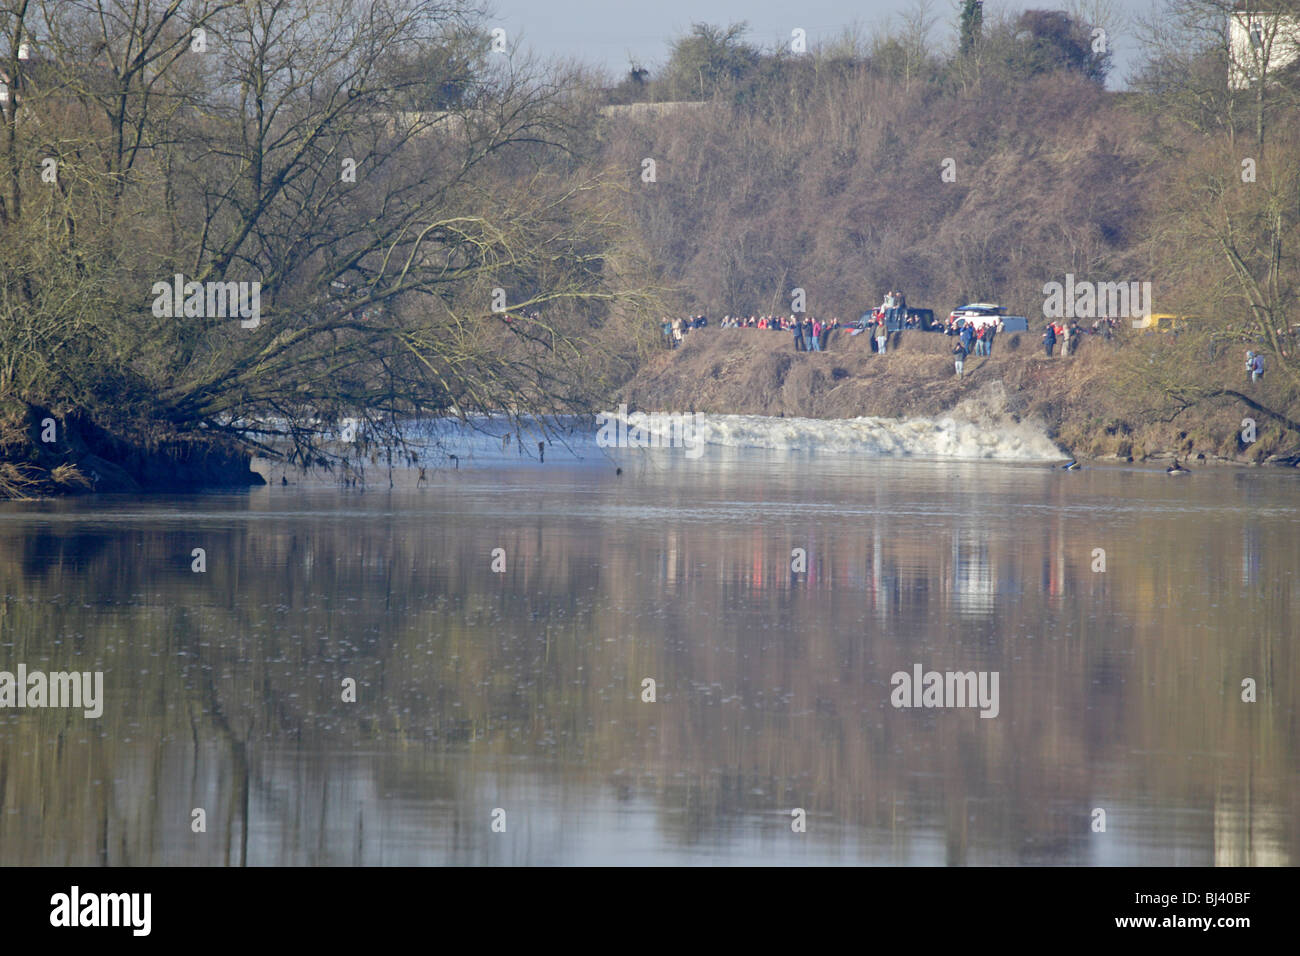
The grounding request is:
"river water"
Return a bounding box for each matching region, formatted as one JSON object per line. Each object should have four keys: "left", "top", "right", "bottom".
{"left": 1, "top": 434, "right": 1296, "bottom": 865}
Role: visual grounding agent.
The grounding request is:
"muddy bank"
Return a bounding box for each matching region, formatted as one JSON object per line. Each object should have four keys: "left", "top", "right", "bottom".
{"left": 0, "top": 404, "right": 266, "bottom": 498}
{"left": 622, "top": 329, "right": 1297, "bottom": 465}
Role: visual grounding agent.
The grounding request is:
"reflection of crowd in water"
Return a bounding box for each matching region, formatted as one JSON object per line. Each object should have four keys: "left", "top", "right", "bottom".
{"left": 659, "top": 528, "right": 1007, "bottom": 613}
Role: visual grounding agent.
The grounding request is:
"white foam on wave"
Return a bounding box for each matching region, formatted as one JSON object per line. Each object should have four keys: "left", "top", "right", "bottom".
{"left": 617, "top": 383, "right": 1064, "bottom": 461}
{"left": 395, "top": 382, "right": 1064, "bottom": 465}
{"left": 683, "top": 412, "right": 1062, "bottom": 460}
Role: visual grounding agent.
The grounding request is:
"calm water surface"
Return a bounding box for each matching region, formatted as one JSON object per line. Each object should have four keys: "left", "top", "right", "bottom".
{"left": 1, "top": 449, "right": 1296, "bottom": 865}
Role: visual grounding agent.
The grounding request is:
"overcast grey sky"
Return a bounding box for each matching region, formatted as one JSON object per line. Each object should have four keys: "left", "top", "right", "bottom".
{"left": 486, "top": 0, "right": 1162, "bottom": 89}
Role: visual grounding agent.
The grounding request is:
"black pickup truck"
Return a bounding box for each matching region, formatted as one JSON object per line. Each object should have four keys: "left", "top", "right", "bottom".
{"left": 859, "top": 308, "right": 938, "bottom": 332}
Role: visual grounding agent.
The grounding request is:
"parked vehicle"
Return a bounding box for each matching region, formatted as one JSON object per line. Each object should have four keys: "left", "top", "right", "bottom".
{"left": 948, "top": 303, "right": 1005, "bottom": 328}
{"left": 860, "top": 307, "right": 937, "bottom": 331}
{"left": 902, "top": 308, "right": 937, "bottom": 331}
{"left": 1131, "top": 312, "right": 1195, "bottom": 332}
{"left": 948, "top": 302, "right": 1030, "bottom": 332}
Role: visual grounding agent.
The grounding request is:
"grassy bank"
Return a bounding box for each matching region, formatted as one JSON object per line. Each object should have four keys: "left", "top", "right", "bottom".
{"left": 0, "top": 402, "right": 265, "bottom": 498}
{"left": 621, "top": 328, "right": 1300, "bottom": 465}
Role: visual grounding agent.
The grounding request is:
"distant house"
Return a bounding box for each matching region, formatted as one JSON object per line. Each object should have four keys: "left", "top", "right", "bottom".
{"left": 1, "top": 47, "right": 115, "bottom": 110}
{"left": 1230, "top": 0, "right": 1300, "bottom": 89}
{"left": 598, "top": 101, "right": 708, "bottom": 121}
{"left": 0, "top": 43, "right": 32, "bottom": 105}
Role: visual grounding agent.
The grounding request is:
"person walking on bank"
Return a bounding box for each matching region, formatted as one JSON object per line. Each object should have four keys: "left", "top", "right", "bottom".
{"left": 1247, "top": 350, "right": 1264, "bottom": 382}
{"left": 1043, "top": 323, "right": 1056, "bottom": 357}
{"left": 953, "top": 340, "right": 968, "bottom": 378}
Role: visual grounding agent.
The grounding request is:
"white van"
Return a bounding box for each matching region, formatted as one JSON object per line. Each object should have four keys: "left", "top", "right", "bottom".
{"left": 949, "top": 303, "right": 1004, "bottom": 329}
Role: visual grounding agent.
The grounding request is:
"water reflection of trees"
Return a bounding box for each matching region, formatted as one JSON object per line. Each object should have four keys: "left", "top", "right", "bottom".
{"left": 0, "top": 478, "right": 1295, "bottom": 864}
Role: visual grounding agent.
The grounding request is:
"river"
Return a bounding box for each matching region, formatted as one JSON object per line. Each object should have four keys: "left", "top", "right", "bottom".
{"left": 1, "top": 429, "right": 1296, "bottom": 865}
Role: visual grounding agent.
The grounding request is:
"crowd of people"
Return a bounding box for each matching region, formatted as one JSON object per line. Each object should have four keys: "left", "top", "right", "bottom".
{"left": 880, "top": 290, "right": 907, "bottom": 327}
{"left": 662, "top": 288, "right": 919, "bottom": 352}
{"left": 661, "top": 315, "right": 709, "bottom": 347}
{"left": 660, "top": 304, "right": 1277, "bottom": 389}
{"left": 1041, "top": 318, "right": 1119, "bottom": 357}
{"left": 662, "top": 314, "right": 846, "bottom": 351}
{"left": 661, "top": 293, "right": 1133, "bottom": 382}
{"left": 946, "top": 321, "right": 998, "bottom": 377}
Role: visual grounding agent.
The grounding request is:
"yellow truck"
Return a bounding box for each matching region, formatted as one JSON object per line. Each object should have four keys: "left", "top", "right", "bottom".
{"left": 1131, "top": 313, "right": 1196, "bottom": 331}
